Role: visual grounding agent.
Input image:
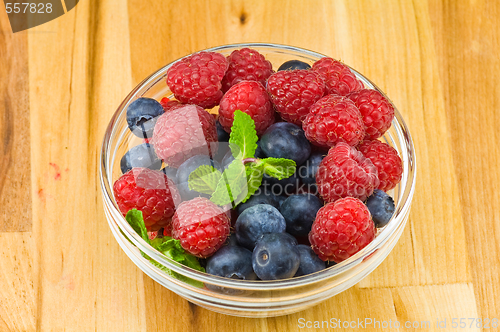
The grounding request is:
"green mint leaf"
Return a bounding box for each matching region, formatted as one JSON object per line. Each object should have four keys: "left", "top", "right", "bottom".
{"left": 242, "top": 162, "right": 265, "bottom": 203}
{"left": 188, "top": 165, "right": 221, "bottom": 195}
{"left": 261, "top": 157, "right": 297, "bottom": 180}
{"left": 210, "top": 159, "right": 248, "bottom": 206}
{"left": 229, "top": 110, "right": 258, "bottom": 159}
{"left": 150, "top": 237, "right": 205, "bottom": 288}
{"left": 125, "top": 209, "right": 150, "bottom": 245}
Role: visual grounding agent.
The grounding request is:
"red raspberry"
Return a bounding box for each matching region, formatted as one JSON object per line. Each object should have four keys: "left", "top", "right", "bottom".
{"left": 221, "top": 48, "right": 273, "bottom": 93}
{"left": 316, "top": 142, "right": 379, "bottom": 202}
{"left": 166, "top": 52, "right": 228, "bottom": 109}
{"left": 358, "top": 140, "right": 403, "bottom": 192}
{"left": 309, "top": 197, "right": 376, "bottom": 263}
{"left": 160, "top": 97, "right": 183, "bottom": 112}
{"left": 347, "top": 89, "right": 394, "bottom": 139}
{"left": 303, "top": 94, "right": 365, "bottom": 147}
{"left": 152, "top": 105, "right": 218, "bottom": 167}
{"left": 312, "top": 57, "right": 364, "bottom": 96}
{"left": 113, "top": 168, "right": 180, "bottom": 232}
{"left": 266, "top": 70, "right": 325, "bottom": 125}
{"left": 171, "top": 197, "right": 230, "bottom": 258}
{"left": 219, "top": 81, "right": 275, "bottom": 135}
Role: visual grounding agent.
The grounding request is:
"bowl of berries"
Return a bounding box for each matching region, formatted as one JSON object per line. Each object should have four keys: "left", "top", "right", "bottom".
{"left": 99, "top": 43, "right": 416, "bottom": 317}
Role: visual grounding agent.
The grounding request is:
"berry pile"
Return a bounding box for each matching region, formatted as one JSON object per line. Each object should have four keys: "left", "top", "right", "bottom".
{"left": 113, "top": 48, "right": 403, "bottom": 284}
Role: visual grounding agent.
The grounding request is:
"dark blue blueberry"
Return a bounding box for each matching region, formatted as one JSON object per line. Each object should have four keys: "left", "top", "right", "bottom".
{"left": 236, "top": 187, "right": 279, "bottom": 215}
{"left": 277, "top": 60, "right": 312, "bottom": 71}
{"left": 274, "top": 195, "right": 287, "bottom": 208}
{"left": 280, "top": 194, "right": 323, "bottom": 237}
{"left": 297, "top": 151, "right": 326, "bottom": 190}
{"left": 262, "top": 171, "right": 300, "bottom": 196}
{"left": 216, "top": 120, "right": 230, "bottom": 142}
{"left": 221, "top": 149, "right": 235, "bottom": 169}
{"left": 161, "top": 166, "right": 178, "bottom": 183}
{"left": 252, "top": 233, "right": 300, "bottom": 280}
{"left": 255, "top": 140, "right": 266, "bottom": 159}
{"left": 225, "top": 234, "right": 240, "bottom": 246}
{"left": 260, "top": 122, "right": 311, "bottom": 166}
{"left": 206, "top": 245, "right": 257, "bottom": 280}
{"left": 206, "top": 245, "right": 257, "bottom": 294}
{"left": 365, "top": 189, "right": 395, "bottom": 228}
{"left": 126, "top": 97, "right": 164, "bottom": 138}
{"left": 176, "top": 155, "right": 222, "bottom": 201}
{"left": 120, "top": 143, "right": 162, "bottom": 174}
{"left": 294, "top": 244, "right": 325, "bottom": 276}
{"left": 235, "top": 204, "right": 286, "bottom": 250}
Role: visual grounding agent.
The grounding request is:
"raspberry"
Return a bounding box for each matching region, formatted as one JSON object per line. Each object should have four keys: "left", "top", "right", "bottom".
{"left": 152, "top": 105, "right": 218, "bottom": 167}
{"left": 160, "top": 97, "right": 183, "bottom": 112}
{"left": 266, "top": 70, "right": 325, "bottom": 125}
{"left": 347, "top": 89, "right": 394, "bottom": 139}
{"left": 221, "top": 48, "right": 273, "bottom": 93}
{"left": 303, "top": 95, "right": 365, "bottom": 147}
{"left": 309, "top": 197, "right": 376, "bottom": 262}
{"left": 358, "top": 140, "right": 403, "bottom": 192}
{"left": 316, "top": 142, "right": 379, "bottom": 202}
{"left": 171, "top": 197, "right": 230, "bottom": 258}
{"left": 166, "top": 52, "right": 228, "bottom": 109}
{"left": 219, "top": 81, "right": 275, "bottom": 135}
{"left": 113, "top": 168, "right": 180, "bottom": 232}
{"left": 312, "top": 57, "right": 364, "bottom": 96}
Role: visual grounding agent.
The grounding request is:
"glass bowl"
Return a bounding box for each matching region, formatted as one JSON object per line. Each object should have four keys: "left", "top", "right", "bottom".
{"left": 99, "top": 43, "right": 416, "bottom": 318}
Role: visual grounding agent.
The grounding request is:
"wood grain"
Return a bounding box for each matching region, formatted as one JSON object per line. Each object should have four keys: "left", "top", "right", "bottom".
{"left": 0, "top": 5, "right": 31, "bottom": 232}
{"left": 1, "top": 0, "right": 500, "bottom": 330}
{"left": 428, "top": 0, "right": 500, "bottom": 321}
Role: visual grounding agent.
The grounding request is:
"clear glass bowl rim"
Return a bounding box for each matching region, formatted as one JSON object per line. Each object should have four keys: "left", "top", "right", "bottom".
{"left": 99, "top": 42, "right": 416, "bottom": 291}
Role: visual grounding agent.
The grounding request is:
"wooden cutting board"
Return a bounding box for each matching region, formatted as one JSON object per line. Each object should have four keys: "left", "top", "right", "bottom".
{"left": 1, "top": 0, "right": 499, "bottom": 330}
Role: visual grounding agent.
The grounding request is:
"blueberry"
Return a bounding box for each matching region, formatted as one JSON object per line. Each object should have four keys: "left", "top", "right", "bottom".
{"left": 297, "top": 151, "right": 326, "bottom": 190}
{"left": 365, "top": 189, "right": 395, "bottom": 228}
{"left": 280, "top": 194, "right": 323, "bottom": 237}
{"left": 161, "top": 166, "right": 178, "bottom": 183}
{"left": 126, "top": 97, "right": 164, "bottom": 138}
{"left": 221, "top": 149, "right": 235, "bottom": 169}
{"left": 255, "top": 140, "right": 266, "bottom": 159}
{"left": 120, "top": 143, "right": 162, "bottom": 174}
{"left": 260, "top": 122, "right": 311, "bottom": 166}
{"left": 275, "top": 195, "right": 287, "bottom": 208}
{"left": 278, "top": 60, "right": 312, "bottom": 71}
{"left": 252, "top": 233, "right": 300, "bottom": 280}
{"left": 176, "top": 155, "right": 222, "bottom": 201}
{"left": 236, "top": 188, "right": 279, "bottom": 215}
{"left": 225, "top": 234, "right": 240, "bottom": 246}
{"left": 206, "top": 245, "right": 257, "bottom": 280}
{"left": 262, "top": 171, "right": 300, "bottom": 196}
{"left": 216, "top": 120, "right": 230, "bottom": 142}
{"left": 294, "top": 245, "right": 325, "bottom": 276}
{"left": 206, "top": 245, "right": 257, "bottom": 294}
{"left": 235, "top": 204, "right": 286, "bottom": 250}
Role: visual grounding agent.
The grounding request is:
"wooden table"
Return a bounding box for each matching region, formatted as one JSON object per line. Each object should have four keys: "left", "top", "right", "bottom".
{"left": 1, "top": 0, "right": 499, "bottom": 330}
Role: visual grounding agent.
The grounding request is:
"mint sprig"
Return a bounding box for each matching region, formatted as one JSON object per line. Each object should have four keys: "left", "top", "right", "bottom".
{"left": 188, "top": 110, "right": 297, "bottom": 207}
{"left": 125, "top": 209, "right": 204, "bottom": 288}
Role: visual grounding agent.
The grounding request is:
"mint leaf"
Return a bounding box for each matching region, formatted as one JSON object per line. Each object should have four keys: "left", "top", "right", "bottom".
{"left": 261, "top": 158, "right": 297, "bottom": 180}
{"left": 188, "top": 165, "right": 221, "bottom": 195}
{"left": 150, "top": 237, "right": 205, "bottom": 288}
{"left": 210, "top": 159, "right": 248, "bottom": 206}
{"left": 229, "top": 110, "right": 258, "bottom": 159}
{"left": 125, "top": 209, "right": 150, "bottom": 245}
{"left": 242, "top": 162, "right": 265, "bottom": 203}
